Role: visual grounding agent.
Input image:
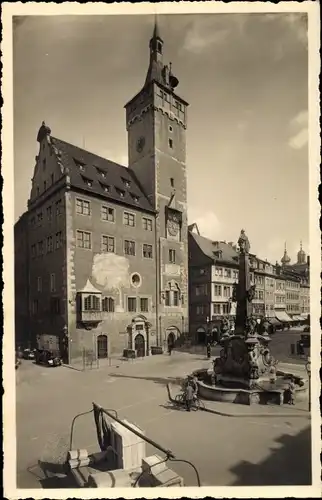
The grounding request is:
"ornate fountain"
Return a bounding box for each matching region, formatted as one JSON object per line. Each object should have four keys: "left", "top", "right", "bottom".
{"left": 193, "top": 230, "right": 307, "bottom": 406}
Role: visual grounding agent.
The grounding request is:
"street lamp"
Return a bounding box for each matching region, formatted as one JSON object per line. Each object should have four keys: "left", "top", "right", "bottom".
{"left": 305, "top": 357, "right": 311, "bottom": 412}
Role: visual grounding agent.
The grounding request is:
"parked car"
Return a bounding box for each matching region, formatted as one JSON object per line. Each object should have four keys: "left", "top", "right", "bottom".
{"left": 23, "top": 348, "right": 36, "bottom": 360}
{"left": 35, "top": 349, "right": 62, "bottom": 367}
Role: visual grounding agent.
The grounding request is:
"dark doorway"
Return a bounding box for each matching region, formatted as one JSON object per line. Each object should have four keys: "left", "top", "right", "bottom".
{"left": 167, "top": 331, "right": 175, "bottom": 348}
{"left": 97, "top": 334, "right": 108, "bottom": 359}
{"left": 197, "top": 329, "right": 206, "bottom": 344}
{"left": 134, "top": 333, "right": 145, "bottom": 357}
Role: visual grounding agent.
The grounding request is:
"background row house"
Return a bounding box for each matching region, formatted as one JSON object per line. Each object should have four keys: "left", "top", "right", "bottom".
{"left": 188, "top": 225, "right": 310, "bottom": 344}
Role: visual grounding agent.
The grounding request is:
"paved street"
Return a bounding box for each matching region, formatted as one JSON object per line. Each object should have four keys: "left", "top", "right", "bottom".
{"left": 16, "top": 351, "right": 311, "bottom": 489}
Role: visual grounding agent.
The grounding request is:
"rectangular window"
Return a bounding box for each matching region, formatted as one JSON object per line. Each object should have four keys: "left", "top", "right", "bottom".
{"left": 101, "top": 205, "right": 115, "bottom": 222}
{"left": 43, "top": 181, "right": 47, "bottom": 191}
{"left": 169, "top": 249, "right": 176, "bottom": 264}
{"left": 196, "top": 305, "right": 205, "bottom": 315}
{"left": 37, "top": 211, "right": 43, "bottom": 224}
{"left": 213, "top": 303, "right": 221, "bottom": 315}
{"left": 143, "top": 244, "right": 153, "bottom": 259}
{"left": 84, "top": 295, "right": 101, "bottom": 311}
{"left": 140, "top": 298, "right": 149, "bottom": 313}
{"left": 173, "top": 291, "right": 179, "bottom": 307}
{"left": 37, "top": 240, "right": 44, "bottom": 256}
{"left": 128, "top": 297, "right": 137, "bottom": 312}
{"left": 47, "top": 206, "right": 52, "bottom": 221}
{"left": 102, "top": 235, "right": 115, "bottom": 253}
{"left": 56, "top": 231, "right": 63, "bottom": 249}
{"left": 224, "top": 269, "right": 231, "bottom": 278}
{"left": 195, "top": 284, "right": 207, "bottom": 296}
{"left": 169, "top": 138, "right": 173, "bottom": 149}
{"left": 123, "top": 211, "right": 135, "bottom": 227}
{"left": 50, "top": 297, "right": 60, "bottom": 315}
{"left": 32, "top": 299, "right": 39, "bottom": 315}
{"left": 31, "top": 244, "right": 36, "bottom": 258}
{"left": 50, "top": 273, "right": 56, "bottom": 292}
{"left": 56, "top": 199, "right": 62, "bottom": 216}
{"left": 222, "top": 304, "right": 230, "bottom": 314}
{"left": 124, "top": 240, "right": 136, "bottom": 256}
{"left": 43, "top": 158, "right": 46, "bottom": 170}
{"left": 142, "top": 217, "right": 153, "bottom": 231}
{"left": 214, "top": 285, "right": 222, "bottom": 297}
{"left": 165, "top": 291, "right": 170, "bottom": 306}
{"left": 223, "top": 286, "right": 230, "bottom": 298}
{"left": 51, "top": 173, "right": 54, "bottom": 185}
{"left": 37, "top": 277, "right": 42, "bottom": 292}
{"left": 76, "top": 198, "right": 91, "bottom": 216}
{"left": 170, "top": 178, "right": 174, "bottom": 188}
{"left": 77, "top": 230, "right": 92, "bottom": 249}
{"left": 102, "top": 297, "right": 115, "bottom": 312}
{"left": 46, "top": 236, "right": 53, "bottom": 253}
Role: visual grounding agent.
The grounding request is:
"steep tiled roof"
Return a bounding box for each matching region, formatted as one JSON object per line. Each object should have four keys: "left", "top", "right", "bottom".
{"left": 189, "top": 231, "right": 239, "bottom": 265}
{"left": 50, "top": 137, "right": 154, "bottom": 213}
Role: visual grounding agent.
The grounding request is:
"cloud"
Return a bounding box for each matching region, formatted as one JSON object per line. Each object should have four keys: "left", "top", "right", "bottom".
{"left": 182, "top": 24, "right": 229, "bottom": 54}
{"left": 188, "top": 208, "right": 221, "bottom": 240}
{"left": 262, "top": 13, "right": 307, "bottom": 46}
{"left": 288, "top": 110, "right": 308, "bottom": 150}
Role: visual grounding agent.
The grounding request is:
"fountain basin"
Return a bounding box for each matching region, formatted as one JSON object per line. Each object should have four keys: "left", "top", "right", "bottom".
{"left": 193, "top": 368, "right": 308, "bottom": 406}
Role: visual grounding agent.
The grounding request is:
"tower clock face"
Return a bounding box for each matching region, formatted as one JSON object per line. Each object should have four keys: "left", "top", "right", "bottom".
{"left": 136, "top": 136, "right": 145, "bottom": 153}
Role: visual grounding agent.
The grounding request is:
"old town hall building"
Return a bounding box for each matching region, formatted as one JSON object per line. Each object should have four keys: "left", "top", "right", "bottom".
{"left": 15, "top": 22, "right": 189, "bottom": 363}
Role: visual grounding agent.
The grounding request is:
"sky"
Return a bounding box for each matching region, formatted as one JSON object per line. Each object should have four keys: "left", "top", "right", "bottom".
{"left": 13, "top": 12, "right": 309, "bottom": 265}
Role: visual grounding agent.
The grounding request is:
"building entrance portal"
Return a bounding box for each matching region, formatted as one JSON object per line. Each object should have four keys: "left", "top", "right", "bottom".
{"left": 167, "top": 332, "right": 175, "bottom": 348}
{"left": 97, "top": 334, "right": 108, "bottom": 359}
{"left": 134, "top": 333, "right": 145, "bottom": 358}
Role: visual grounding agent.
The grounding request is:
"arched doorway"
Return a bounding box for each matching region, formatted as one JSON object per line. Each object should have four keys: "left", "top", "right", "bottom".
{"left": 97, "top": 334, "right": 108, "bottom": 359}
{"left": 197, "top": 328, "right": 206, "bottom": 345}
{"left": 134, "top": 333, "right": 145, "bottom": 357}
{"left": 167, "top": 332, "right": 175, "bottom": 348}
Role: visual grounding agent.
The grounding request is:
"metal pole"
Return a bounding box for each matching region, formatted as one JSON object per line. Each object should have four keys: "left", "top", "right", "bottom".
{"left": 92, "top": 402, "right": 175, "bottom": 458}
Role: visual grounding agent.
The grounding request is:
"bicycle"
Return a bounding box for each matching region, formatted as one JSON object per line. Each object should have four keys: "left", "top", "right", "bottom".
{"left": 174, "top": 392, "right": 204, "bottom": 411}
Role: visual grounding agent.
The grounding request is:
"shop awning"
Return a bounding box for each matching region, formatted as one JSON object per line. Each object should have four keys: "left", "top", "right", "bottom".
{"left": 292, "top": 315, "right": 303, "bottom": 321}
{"left": 275, "top": 311, "right": 293, "bottom": 323}
{"left": 300, "top": 313, "right": 309, "bottom": 319}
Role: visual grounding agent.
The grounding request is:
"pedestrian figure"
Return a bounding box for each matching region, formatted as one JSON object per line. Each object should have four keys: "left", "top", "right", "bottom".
{"left": 168, "top": 343, "right": 173, "bottom": 356}
{"left": 185, "top": 383, "right": 194, "bottom": 412}
{"left": 288, "top": 378, "right": 296, "bottom": 405}
{"left": 206, "top": 343, "right": 211, "bottom": 359}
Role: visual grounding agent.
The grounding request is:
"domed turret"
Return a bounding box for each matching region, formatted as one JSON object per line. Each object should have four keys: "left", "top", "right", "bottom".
{"left": 281, "top": 242, "right": 291, "bottom": 266}
{"left": 297, "top": 241, "right": 306, "bottom": 264}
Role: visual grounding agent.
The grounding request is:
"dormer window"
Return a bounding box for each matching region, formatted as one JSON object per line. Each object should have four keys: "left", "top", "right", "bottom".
{"left": 81, "top": 175, "right": 93, "bottom": 187}
{"left": 121, "top": 177, "right": 131, "bottom": 188}
{"left": 100, "top": 183, "right": 110, "bottom": 193}
{"left": 74, "top": 158, "right": 86, "bottom": 171}
{"left": 130, "top": 193, "right": 139, "bottom": 203}
{"left": 96, "top": 167, "right": 107, "bottom": 178}
{"left": 115, "top": 188, "right": 125, "bottom": 198}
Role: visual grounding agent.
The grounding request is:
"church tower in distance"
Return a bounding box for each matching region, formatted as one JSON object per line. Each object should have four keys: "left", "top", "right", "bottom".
{"left": 125, "top": 18, "right": 189, "bottom": 345}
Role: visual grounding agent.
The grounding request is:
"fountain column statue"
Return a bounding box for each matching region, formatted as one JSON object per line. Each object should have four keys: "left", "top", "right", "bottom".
{"left": 235, "top": 229, "right": 254, "bottom": 336}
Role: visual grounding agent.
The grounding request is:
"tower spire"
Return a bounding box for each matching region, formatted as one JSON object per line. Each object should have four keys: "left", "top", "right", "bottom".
{"left": 152, "top": 14, "right": 162, "bottom": 41}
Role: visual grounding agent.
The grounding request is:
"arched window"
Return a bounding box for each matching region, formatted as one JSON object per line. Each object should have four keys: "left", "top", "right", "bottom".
{"left": 102, "top": 297, "right": 115, "bottom": 313}
{"left": 84, "top": 294, "right": 101, "bottom": 311}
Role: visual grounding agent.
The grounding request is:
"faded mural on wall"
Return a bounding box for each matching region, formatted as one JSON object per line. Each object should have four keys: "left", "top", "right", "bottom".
{"left": 91, "top": 253, "right": 130, "bottom": 312}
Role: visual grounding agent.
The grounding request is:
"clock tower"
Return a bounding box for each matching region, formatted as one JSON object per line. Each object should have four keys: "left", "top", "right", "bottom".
{"left": 125, "top": 18, "right": 189, "bottom": 345}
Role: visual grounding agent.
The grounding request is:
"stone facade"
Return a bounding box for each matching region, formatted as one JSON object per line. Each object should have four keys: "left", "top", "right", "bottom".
{"left": 14, "top": 23, "right": 189, "bottom": 362}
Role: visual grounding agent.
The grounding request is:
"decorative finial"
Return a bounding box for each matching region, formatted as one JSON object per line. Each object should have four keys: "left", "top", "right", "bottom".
{"left": 300, "top": 240, "right": 303, "bottom": 251}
